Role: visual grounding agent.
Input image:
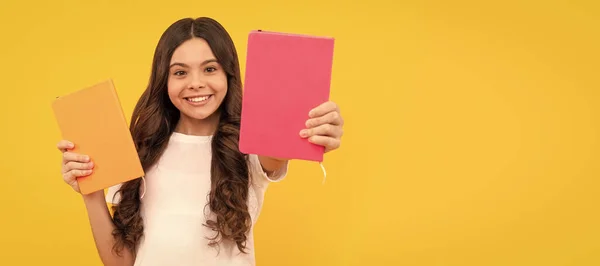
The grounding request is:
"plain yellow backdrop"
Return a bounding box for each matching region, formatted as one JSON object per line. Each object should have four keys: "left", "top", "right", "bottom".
{"left": 0, "top": 0, "right": 598, "bottom": 265}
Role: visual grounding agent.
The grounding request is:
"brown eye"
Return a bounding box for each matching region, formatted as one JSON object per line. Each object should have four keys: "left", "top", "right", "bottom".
{"left": 174, "top": 70, "right": 186, "bottom": 76}
{"left": 205, "top": 67, "right": 217, "bottom": 73}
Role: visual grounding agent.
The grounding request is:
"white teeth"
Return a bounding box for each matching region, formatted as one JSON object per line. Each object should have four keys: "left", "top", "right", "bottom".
{"left": 187, "top": 96, "right": 209, "bottom": 102}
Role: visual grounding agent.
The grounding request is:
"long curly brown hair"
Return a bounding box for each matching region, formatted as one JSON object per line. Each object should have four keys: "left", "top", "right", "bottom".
{"left": 110, "top": 17, "right": 251, "bottom": 256}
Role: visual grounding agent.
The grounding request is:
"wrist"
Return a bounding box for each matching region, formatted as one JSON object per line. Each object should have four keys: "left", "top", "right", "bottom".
{"left": 81, "top": 189, "right": 105, "bottom": 203}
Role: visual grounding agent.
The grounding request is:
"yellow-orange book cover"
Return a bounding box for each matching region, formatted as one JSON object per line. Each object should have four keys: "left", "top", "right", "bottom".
{"left": 52, "top": 79, "right": 144, "bottom": 195}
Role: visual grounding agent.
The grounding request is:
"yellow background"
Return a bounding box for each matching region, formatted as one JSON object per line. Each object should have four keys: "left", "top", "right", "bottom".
{"left": 0, "top": 0, "right": 598, "bottom": 265}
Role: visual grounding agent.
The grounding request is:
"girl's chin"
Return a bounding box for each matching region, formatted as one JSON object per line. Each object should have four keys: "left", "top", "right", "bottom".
{"left": 180, "top": 109, "right": 219, "bottom": 121}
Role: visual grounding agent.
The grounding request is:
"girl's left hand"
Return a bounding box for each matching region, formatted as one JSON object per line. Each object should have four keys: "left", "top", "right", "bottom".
{"left": 300, "top": 101, "right": 344, "bottom": 153}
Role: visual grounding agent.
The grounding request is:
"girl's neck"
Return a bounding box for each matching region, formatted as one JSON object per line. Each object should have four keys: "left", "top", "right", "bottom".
{"left": 174, "top": 112, "right": 220, "bottom": 136}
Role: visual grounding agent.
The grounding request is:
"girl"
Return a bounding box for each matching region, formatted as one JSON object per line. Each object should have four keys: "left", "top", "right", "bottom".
{"left": 56, "top": 17, "right": 344, "bottom": 266}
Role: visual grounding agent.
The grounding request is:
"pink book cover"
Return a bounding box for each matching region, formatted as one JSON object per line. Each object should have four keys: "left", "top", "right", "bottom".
{"left": 239, "top": 30, "right": 335, "bottom": 162}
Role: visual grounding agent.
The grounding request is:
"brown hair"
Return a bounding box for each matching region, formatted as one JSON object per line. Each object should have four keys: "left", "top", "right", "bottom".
{"left": 110, "top": 17, "right": 251, "bottom": 255}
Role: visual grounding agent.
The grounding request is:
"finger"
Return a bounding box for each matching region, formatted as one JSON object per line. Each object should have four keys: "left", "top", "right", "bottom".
{"left": 63, "top": 161, "right": 94, "bottom": 173}
{"left": 57, "top": 140, "right": 75, "bottom": 152}
{"left": 309, "top": 101, "right": 339, "bottom": 118}
{"left": 63, "top": 152, "right": 90, "bottom": 164}
{"left": 305, "top": 111, "right": 343, "bottom": 128}
{"left": 63, "top": 169, "right": 93, "bottom": 183}
{"left": 308, "top": 135, "right": 341, "bottom": 152}
{"left": 300, "top": 124, "right": 342, "bottom": 139}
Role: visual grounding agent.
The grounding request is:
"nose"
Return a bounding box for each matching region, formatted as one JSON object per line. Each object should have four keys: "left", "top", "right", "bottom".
{"left": 189, "top": 72, "right": 207, "bottom": 89}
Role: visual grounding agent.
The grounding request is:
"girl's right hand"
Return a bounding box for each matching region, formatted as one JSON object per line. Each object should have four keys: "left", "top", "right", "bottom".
{"left": 57, "top": 140, "right": 94, "bottom": 193}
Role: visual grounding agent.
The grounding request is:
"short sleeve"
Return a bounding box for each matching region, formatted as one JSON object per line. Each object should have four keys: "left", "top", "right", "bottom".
{"left": 105, "top": 183, "right": 123, "bottom": 205}
{"left": 248, "top": 154, "right": 289, "bottom": 183}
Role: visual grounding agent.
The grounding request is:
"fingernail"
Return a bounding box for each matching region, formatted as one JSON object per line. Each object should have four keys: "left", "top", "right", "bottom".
{"left": 300, "top": 129, "right": 308, "bottom": 137}
{"left": 85, "top": 170, "right": 93, "bottom": 175}
{"left": 305, "top": 120, "right": 312, "bottom": 128}
{"left": 68, "top": 142, "right": 74, "bottom": 148}
{"left": 89, "top": 162, "right": 94, "bottom": 168}
{"left": 84, "top": 156, "right": 90, "bottom": 162}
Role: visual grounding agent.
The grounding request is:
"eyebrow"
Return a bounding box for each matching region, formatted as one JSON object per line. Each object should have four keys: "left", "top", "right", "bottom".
{"left": 169, "top": 59, "right": 218, "bottom": 68}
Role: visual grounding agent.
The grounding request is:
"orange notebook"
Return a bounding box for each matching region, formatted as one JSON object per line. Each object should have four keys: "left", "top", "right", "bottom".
{"left": 52, "top": 79, "right": 144, "bottom": 195}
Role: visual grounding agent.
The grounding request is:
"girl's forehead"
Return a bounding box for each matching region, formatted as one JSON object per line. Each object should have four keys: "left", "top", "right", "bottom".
{"left": 170, "top": 38, "right": 216, "bottom": 64}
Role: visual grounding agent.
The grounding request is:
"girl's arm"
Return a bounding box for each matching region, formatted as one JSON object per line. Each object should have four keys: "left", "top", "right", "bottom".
{"left": 82, "top": 191, "right": 135, "bottom": 266}
{"left": 257, "top": 156, "right": 288, "bottom": 175}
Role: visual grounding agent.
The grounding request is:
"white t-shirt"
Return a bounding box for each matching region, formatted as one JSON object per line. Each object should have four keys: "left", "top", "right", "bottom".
{"left": 106, "top": 132, "right": 287, "bottom": 266}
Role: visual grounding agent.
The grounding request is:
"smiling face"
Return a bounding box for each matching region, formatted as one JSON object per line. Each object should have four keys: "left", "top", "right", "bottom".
{"left": 167, "top": 38, "right": 228, "bottom": 131}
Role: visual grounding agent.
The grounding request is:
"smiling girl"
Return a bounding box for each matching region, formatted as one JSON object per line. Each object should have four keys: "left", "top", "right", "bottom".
{"left": 56, "top": 17, "right": 344, "bottom": 266}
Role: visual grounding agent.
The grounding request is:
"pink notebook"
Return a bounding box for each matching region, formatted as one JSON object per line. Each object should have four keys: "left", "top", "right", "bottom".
{"left": 239, "top": 30, "right": 335, "bottom": 162}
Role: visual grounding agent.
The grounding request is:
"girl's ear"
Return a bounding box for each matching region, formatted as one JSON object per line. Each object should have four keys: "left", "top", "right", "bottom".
{"left": 140, "top": 176, "right": 147, "bottom": 199}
